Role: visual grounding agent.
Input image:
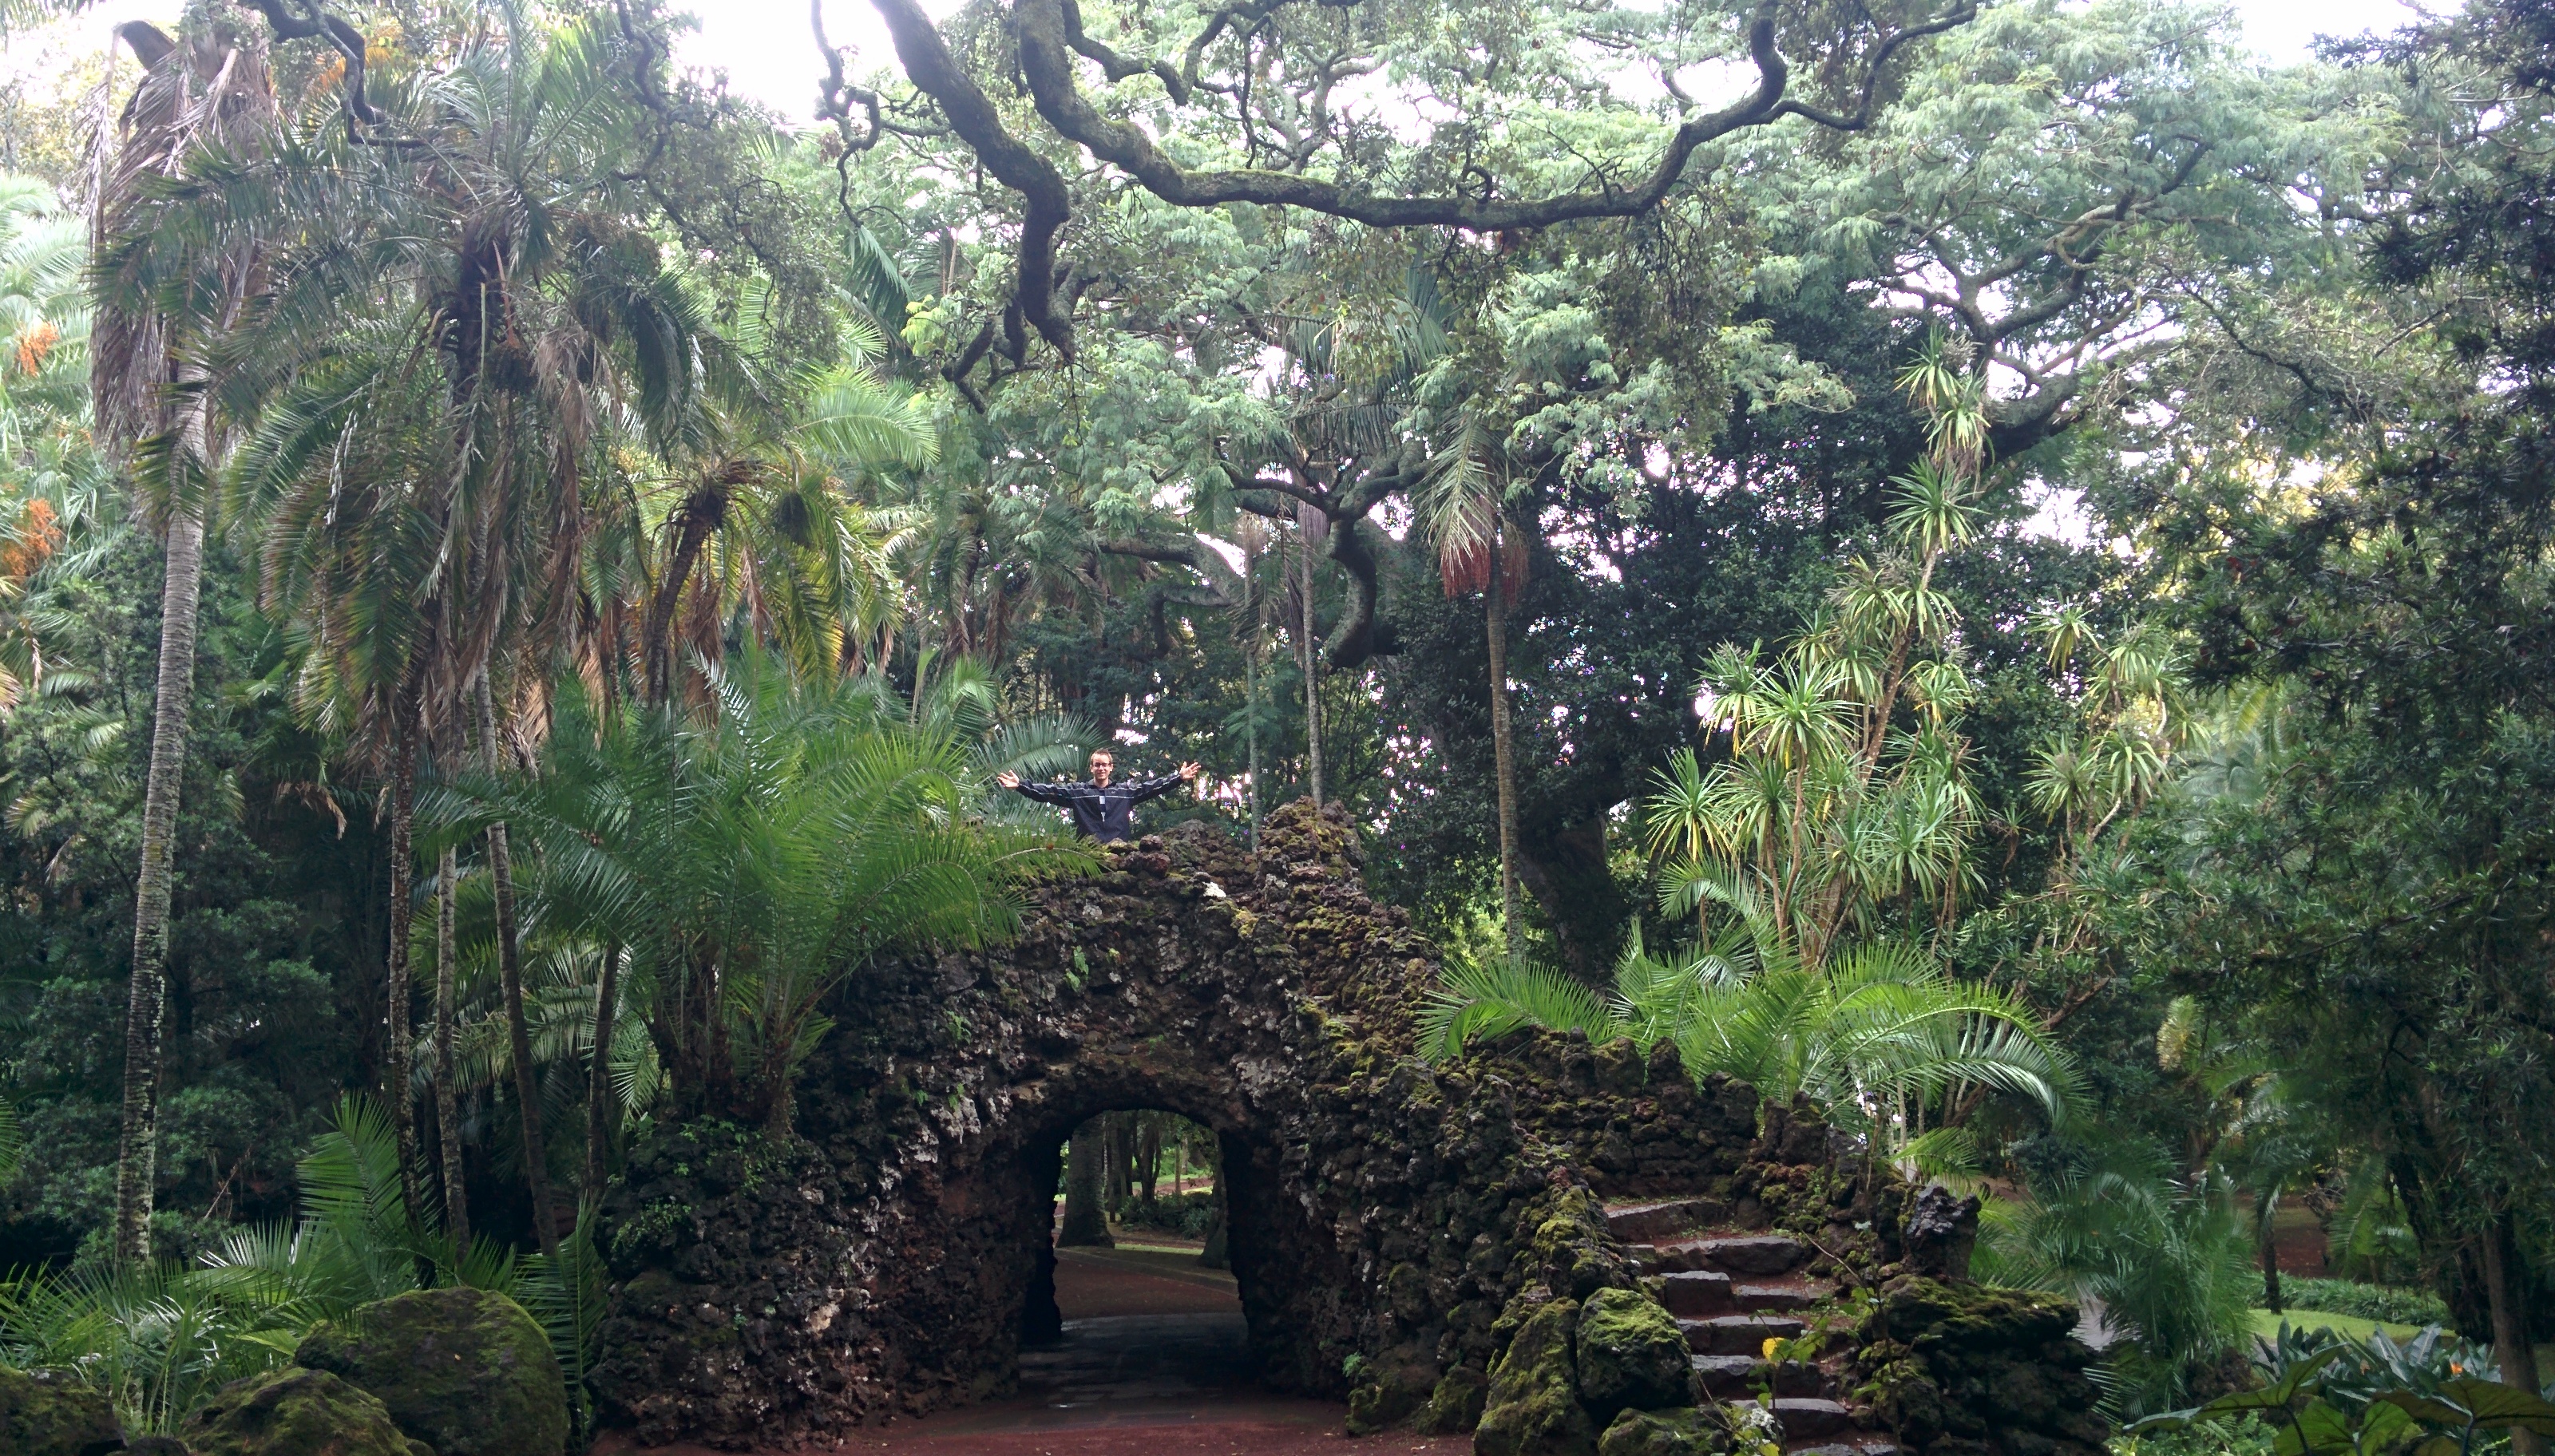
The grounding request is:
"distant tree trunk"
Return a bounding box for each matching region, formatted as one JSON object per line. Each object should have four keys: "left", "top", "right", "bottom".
{"left": 1198, "top": 1138, "right": 1229, "bottom": 1270}
{"left": 1105, "top": 1112, "right": 1134, "bottom": 1206}
{"left": 1299, "top": 520, "right": 1322, "bottom": 808}
{"left": 112, "top": 499, "right": 204, "bottom": 1266}
{"left": 434, "top": 843, "right": 469, "bottom": 1254}
{"left": 1137, "top": 1117, "right": 1162, "bottom": 1202}
{"left": 479, "top": 680, "right": 557, "bottom": 1260}
{"left": 2483, "top": 1211, "right": 2545, "bottom": 1456}
{"left": 584, "top": 940, "right": 623, "bottom": 1201}
{"left": 1059, "top": 1120, "right": 1112, "bottom": 1246}
{"left": 2256, "top": 1186, "right": 2281, "bottom": 1315}
{"left": 1486, "top": 516, "right": 1523, "bottom": 961}
{"left": 386, "top": 713, "right": 422, "bottom": 1221}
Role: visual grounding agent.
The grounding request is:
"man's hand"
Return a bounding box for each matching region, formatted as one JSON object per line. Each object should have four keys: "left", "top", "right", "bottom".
{"left": 1178, "top": 762, "right": 1202, "bottom": 781}
{"left": 996, "top": 770, "right": 1021, "bottom": 789}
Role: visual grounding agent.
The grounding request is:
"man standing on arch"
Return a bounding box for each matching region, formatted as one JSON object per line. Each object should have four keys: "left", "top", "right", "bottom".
{"left": 999, "top": 749, "right": 1199, "bottom": 844}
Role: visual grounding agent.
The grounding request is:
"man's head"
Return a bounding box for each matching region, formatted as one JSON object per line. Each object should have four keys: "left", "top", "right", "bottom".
{"left": 1088, "top": 750, "right": 1114, "bottom": 785}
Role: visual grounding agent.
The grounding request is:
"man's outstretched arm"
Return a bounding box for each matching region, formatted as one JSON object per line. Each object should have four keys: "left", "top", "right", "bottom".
{"left": 997, "top": 771, "right": 1073, "bottom": 805}
{"left": 1128, "top": 762, "right": 1203, "bottom": 805}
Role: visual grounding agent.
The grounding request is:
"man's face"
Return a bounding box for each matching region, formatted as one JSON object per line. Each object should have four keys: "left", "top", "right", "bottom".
{"left": 1089, "top": 753, "right": 1113, "bottom": 785}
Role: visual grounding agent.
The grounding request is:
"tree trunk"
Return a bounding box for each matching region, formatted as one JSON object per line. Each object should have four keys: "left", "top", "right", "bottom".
{"left": 1058, "top": 1119, "right": 1112, "bottom": 1246}
{"left": 112, "top": 500, "right": 205, "bottom": 1266}
{"left": 386, "top": 717, "right": 422, "bottom": 1221}
{"left": 1198, "top": 1138, "right": 1229, "bottom": 1269}
{"left": 1486, "top": 520, "right": 1523, "bottom": 962}
{"left": 2256, "top": 1186, "right": 2281, "bottom": 1315}
{"left": 1105, "top": 1112, "right": 1134, "bottom": 1206}
{"left": 1246, "top": 637, "right": 1262, "bottom": 851}
{"left": 480, "top": 680, "right": 559, "bottom": 1261}
{"left": 434, "top": 844, "right": 469, "bottom": 1253}
{"left": 2482, "top": 1210, "right": 2545, "bottom": 1455}
{"left": 1137, "top": 1116, "right": 1161, "bottom": 1202}
{"left": 584, "top": 940, "right": 623, "bottom": 1202}
{"left": 1300, "top": 523, "right": 1322, "bottom": 809}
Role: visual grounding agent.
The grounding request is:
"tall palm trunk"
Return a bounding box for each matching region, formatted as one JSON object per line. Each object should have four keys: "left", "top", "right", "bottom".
{"left": 584, "top": 940, "right": 623, "bottom": 1201}
{"left": 480, "top": 680, "right": 559, "bottom": 1260}
{"left": 434, "top": 842, "right": 469, "bottom": 1253}
{"left": 1298, "top": 520, "right": 1322, "bottom": 808}
{"left": 386, "top": 712, "right": 422, "bottom": 1220}
{"left": 1486, "top": 517, "right": 1522, "bottom": 961}
{"left": 111, "top": 499, "right": 204, "bottom": 1265}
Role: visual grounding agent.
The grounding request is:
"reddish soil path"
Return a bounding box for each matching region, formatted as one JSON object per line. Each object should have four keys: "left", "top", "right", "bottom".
{"left": 596, "top": 1242, "right": 1476, "bottom": 1456}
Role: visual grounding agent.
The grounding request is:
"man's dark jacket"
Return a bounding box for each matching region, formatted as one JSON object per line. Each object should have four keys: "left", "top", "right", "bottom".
{"left": 1008, "top": 773, "right": 1183, "bottom": 842}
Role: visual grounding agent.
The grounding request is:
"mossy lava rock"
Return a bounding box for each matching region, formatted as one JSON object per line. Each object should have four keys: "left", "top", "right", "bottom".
{"left": 295, "top": 1287, "right": 567, "bottom": 1456}
{"left": 0, "top": 1366, "right": 123, "bottom": 1456}
{"left": 184, "top": 1367, "right": 431, "bottom": 1456}
{"left": 1599, "top": 1407, "right": 1729, "bottom": 1456}
{"left": 1476, "top": 1298, "right": 1598, "bottom": 1456}
{"left": 1574, "top": 1288, "right": 1693, "bottom": 1425}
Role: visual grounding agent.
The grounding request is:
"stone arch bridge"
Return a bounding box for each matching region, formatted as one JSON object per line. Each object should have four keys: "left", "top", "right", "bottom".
{"left": 590, "top": 804, "right": 2102, "bottom": 1456}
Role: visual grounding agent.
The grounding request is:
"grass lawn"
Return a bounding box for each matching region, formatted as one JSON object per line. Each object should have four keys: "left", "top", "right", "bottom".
{"left": 2246, "top": 1308, "right": 2424, "bottom": 1343}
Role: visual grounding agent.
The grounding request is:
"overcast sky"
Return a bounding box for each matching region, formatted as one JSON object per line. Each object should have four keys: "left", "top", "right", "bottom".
{"left": 683, "top": 0, "right": 2433, "bottom": 121}
{"left": 13, "top": 0, "right": 2438, "bottom": 124}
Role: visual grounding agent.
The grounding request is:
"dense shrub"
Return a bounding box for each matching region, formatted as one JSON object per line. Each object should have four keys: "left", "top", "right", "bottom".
{"left": 1109, "top": 1192, "right": 1214, "bottom": 1238}
{"left": 2276, "top": 1278, "right": 2450, "bottom": 1328}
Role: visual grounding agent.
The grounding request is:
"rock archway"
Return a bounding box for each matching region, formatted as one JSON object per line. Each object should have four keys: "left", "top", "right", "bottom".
{"left": 590, "top": 805, "right": 2106, "bottom": 1456}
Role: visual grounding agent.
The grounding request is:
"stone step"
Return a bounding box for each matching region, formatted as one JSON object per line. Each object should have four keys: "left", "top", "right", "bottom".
{"left": 1772, "top": 1399, "right": 1854, "bottom": 1439}
{"left": 1656, "top": 1270, "right": 1733, "bottom": 1316}
{"left": 1787, "top": 1439, "right": 1899, "bottom": 1456}
{"left": 1734, "top": 1280, "right": 1832, "bottom": 1313}
{"left": 1643, "top": 1234, "right": 1812, "bottom": 1277}
{"left": 1681, "top": 1313, "right": 1808, "bottom": 1356}
{"left": 1605, "top": 1198, "right": 1725, "bottom": 1243}
{"left": 1689, "top": 1355, "right": 1830, "bottom": 1399}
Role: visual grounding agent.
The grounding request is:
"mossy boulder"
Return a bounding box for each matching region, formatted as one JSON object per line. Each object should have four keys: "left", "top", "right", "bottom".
{"left": 1599, "top": 1407, "right": 1730, "bottom": 1456}
{"left": 1476, "top": 1297, "right": 1597, "bottom": 1456}
{"left": 184, "top": 1367, "right": 431, "bottom": 1456}
{"left": 0, "top": 1366, "right": 123, "bottom": 1456}
{"left": 294, "top": 1287, "right": 566, "bottom": 1456}
{"left": 1346, "top": 1356, "right": 1439, "bottom": 1435}
{"left": 1411, "top": 1366, "right": 1490, "bottom": 1435}
{"left": 1574, "top": 1288, "right": 1693, "bottom": 1424}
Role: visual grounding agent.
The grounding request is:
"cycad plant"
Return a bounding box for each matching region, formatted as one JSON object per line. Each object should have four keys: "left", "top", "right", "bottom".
{"left": 1420, "top": 904, "right": 2078, "bottom": 1166}
{"left": 429, "top": 656, "right": 1091, "bottom": 1136}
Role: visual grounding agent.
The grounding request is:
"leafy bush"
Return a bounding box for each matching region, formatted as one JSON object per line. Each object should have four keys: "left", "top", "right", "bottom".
{"left": 1111, "top": 1192, "right": 1214, "bottom": 1238}
{"left": 2276, "top": 1277, "right": 2450, "bottom": 1329}
{"left": 0, "top": 1096, "right": 600, "bottom": 1436}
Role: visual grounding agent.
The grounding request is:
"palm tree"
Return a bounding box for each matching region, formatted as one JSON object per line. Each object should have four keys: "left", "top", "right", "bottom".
{"left": 1420, "top": 904, "right": 2078, "bottom": 1168}
{"left": 1414, "top": 419, "right": 1531, "bottom": 957}
{"left": 88, "top": 10, "right": 277, "bottom": 1266}
{"left": 116, "top": 10, "right": 778, "bottom": 1242}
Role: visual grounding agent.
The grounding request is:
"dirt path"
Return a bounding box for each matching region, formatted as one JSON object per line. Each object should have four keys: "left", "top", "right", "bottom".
{"left": 596, "top": 1243, "right": 1471, "bottom": 1456}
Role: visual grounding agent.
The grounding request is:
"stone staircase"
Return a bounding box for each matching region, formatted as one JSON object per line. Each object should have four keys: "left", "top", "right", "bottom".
{"left": 1606, "top": 1199, "right": 1897, "bottom": 1456}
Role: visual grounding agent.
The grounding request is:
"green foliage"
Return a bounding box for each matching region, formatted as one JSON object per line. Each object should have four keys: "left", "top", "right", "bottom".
{"left": 0, "top": 1094, "right": 600, "bottom": 1435}
{"left": 1980, "top": 1138, "right": 2261, "bottom": 1414}
{"left": 1422, "top": 910, "right": 2076, "bottom": 1160}
{"left": 2283, "top": 1281, "right": 2455, "bottom": 1331}
{"left": 2133, "top": 1325, "right": 2555, "bottom": 1456}
{"left": 428, "top": 656, "right": 1092, "bottom": 1128}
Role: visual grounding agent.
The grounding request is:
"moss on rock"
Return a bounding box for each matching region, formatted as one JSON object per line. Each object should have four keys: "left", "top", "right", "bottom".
{"left": 184, "top": 1367, "right": 432, "bottom": 1456}
{"left": 0, "top": 1366, "right": 122, "bottom": 1456}
{"left": 1412, "top": 1366, "right": 1490, "bottom": 1435}
{"left": 1476, "top": 1297, "right": 1596, "bottom": 1456}
{"left": 295, "top": 1286, "right": 566, "bottom": 1456}
{"left": 1574, "top": 1288, "right": 1693, "bottom": 1425}
{"left": 1598, "top": 1407, "right": 1730, "bottom": 1456}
